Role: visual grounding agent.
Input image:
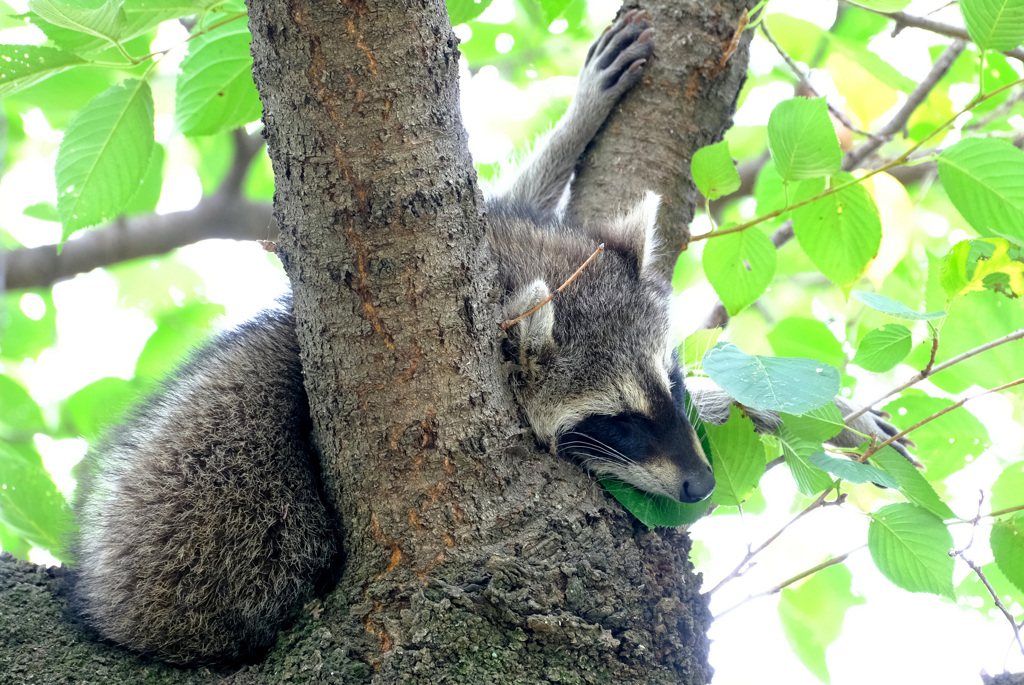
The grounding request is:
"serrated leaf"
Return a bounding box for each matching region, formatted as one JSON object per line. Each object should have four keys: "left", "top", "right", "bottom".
{"left": 853, "top": 324, "right": 912, "bottom": 372}
{"left": 704, "top": 342, "right": 840, "bottom": 414}
{"left": 0, "top": 45, "right": 85, "bottom": 97}
{"left": 776, "top": 422, "right": 834, "bottom": 496}
{"left": 792, "top": 174, "right": 881, "bottom": 288}
{"left": 29, "top": 0, "right": 126, "bottom": 43}
{"left": 871, "top": 447, "right": 956, "bottom": 521}
{"left": 808, "top": 452, "right": 899, "bottom": 488}
{"left": 702, "top": 227, "right": 777, "bottom": 315}
{"left": 707, "top": 406, "right": 764, "bottom": 507}
{"left": 850, "top": 291, "right": 947, "bottom": 321}
{"left": 938, "top": 138, "right": 1024, "bottom": 243}
{"left": 692, "top": 140, "right": 741, "bottom": 201}
{"left": 123, "top": 141, "right": 165, "bottom": 215}
{"left": 600, "top": 479, "right": 711, "bottom": 528}
{"left": 767, "top": 97, "right": 842, "bottom": 182}
{"left": 868, "top": 503, "right": 954, "bottom": 599}
{"left": 991, "top": 513, "right": 1024, "bottom": 594}
{"left": 175, "top": 21, "right": 262, "bottom": 136}
{"left": 56, "top": 78, "right": 155, "bottom": 238}
{"left": 962, "top": 0, "right": 1024, "bottom": 51}
{"left": 778, "top": 563, "right": 865, "bottom": 684}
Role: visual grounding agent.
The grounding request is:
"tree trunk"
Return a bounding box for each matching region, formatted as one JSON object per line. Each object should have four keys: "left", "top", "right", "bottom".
{"left": 0, "top": 0, "right": 760, "bottom": 682}
{"left": 569, "top": 0, "right": 757, "bottom": 279}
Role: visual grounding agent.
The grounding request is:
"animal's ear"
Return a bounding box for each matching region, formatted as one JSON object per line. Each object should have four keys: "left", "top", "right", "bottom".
{"left": 505, "top": 279, "right": 556, "bottom": 355}
{"left": 606, "top": 190, "right": 661, "bottom": 274}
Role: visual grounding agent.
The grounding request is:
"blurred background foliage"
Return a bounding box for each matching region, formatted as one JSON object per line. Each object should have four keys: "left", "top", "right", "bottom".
{"left": 1, "top": 0, "right": 1023, "bottom": 682}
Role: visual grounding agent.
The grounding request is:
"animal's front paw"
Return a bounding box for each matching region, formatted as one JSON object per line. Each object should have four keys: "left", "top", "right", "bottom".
{"left": 579, "top": 10, "right": 655, "bottom": 105}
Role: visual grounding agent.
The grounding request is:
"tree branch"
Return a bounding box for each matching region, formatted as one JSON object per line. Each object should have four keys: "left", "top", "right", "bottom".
{"left": 2, "top": 198, "right": 276, "bottom": 291}
{"left": 843, "top": 327, "right": 1024, "bottom": 425}
{"left": 843, "top": 2, "right": 1024, "bottom": 63}
{"left": 3, "top": 129, "right": 274, "bottom": 292}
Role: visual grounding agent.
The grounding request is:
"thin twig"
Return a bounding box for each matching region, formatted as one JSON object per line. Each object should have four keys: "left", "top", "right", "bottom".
{"left": 952, "top": 499, "right": 1024, "bottom": 659}
{"left": 714, "top": 547, "right": 864, "bottom": 619}
{"left": 988, "top": 504, "right": 1024, "bottom": 519}
{"left": 841, "top": 2, "right": 1024, "bottom": 63}
{"left": 707, "top": 488, "right": 846, "bottom": 595}
{"left": 865, "top": 377, "right": 1024, "bottom": 457}
{"left": 689, "top": 75, "right": 1024, "bottom": 244}
{"left": 844, "top": 40, "right": 966, "bottom": 169}
{"left": 500, "top": 244, "right": 604, "bottom": 330}
{"left": 844, "top": 327, "right": 1024, "bottom": 425}
{"left": 760, "top": 21, "right": 870, "bottom": 137}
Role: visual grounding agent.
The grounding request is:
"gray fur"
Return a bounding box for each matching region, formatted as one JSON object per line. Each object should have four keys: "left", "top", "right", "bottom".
{"left": 73, "top": 306, "right": 337, "bottom": 664}
{"left": 70, "top": 12, "right": 903, "bottom": 667}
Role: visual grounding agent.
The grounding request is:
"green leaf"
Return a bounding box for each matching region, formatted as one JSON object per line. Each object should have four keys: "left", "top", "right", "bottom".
{"left": 850, "top": 290, "right": 947, "bottom": 321}
{"left": 808, "top": 452, "right": 899, "bottom": 488}
{"left": 776, "top": 422, "right": 833, "bottom": 496}
{"left": 778, "top": 563, "right": 865, "bottom": 684}
{"left": 122, "top": 141, "right": 165, "bottom": 215}
{"left": 600, "top": 479, "right": 711, "bottom": 528}
{"left": 781, "top": 402, "right": 844, "bottom": 443}
{"left": 28, "top": 0, "right": 126, "bottom": 44}
{"left": 767, "top": 317, "right": 846, "bottom": 371}
{"left": 134, "top": 301, "right": 225, "bottom": 380}
{"left": 56, "top": 78, "right": 155, "bottom": 238}
{"left": 681, "top": 328, "right": 721, "bottom": 370}
{"left": 22, "top": 202, "right": 60, "bottom": 222}
{"left": 961, "top": 0, "right": 1024, "bottom": 51}
{"left": 871, "top": 446, "right": 956, "bottom": 521}
{"left": 852, "top": 324, "right": 912, "bottom": 372}
{"left": 844, "top": 0, "right": 910, "bottom": 10}
{"left": 703, "top": 342, "right": 840, "bottom": 414}
{"left": 991, "top": 462, "right": 1024, "bottom": 513}
{"left": 991, "top": 513, "right": 1024, "bottom": 595}
{"left": 692, "top": 141, "right": 741, "bottom": 201}
{"left": 938, "top": 138, "right": 1024, "bottom": 243}
{"left": 0, "top": 374, "right": 45, "bottom": 438}
{"left": 882, "top": 390, "right": 989, "bottom": 481}
{"left": 0, "top": 45, "right": 85, "bottom": 97}
{"left": 446, "top": 0, "right": 495, "bottom": 24}
{"left": 1, "top": 291, "right": 57, "bottom": 361}
{"left": 868, "top": 503, "right": 954, "bottom": 598}
{"left": 791, "top": 175, "right": 881, "bottom": 288}
{"left": 702, "top": 227, "right": 777, "bottom": 316}
{"left": 0, "top": 441, "right": 70, "bottom": 557}
{"left": 62, "top": 376, "right": 135, "bottom": 439}
{"left": 537, "top": 0, "right": 572, "bottom": 23}
{"left": 175, "top": 20, "right": 262, "bottom": 136}
{"left": 767, "top": 97, "right": 842, "bottom": 182}
{"left": 941, "top": 238, "right": 1024, "bottom": 299}
{"left": 707, "top": 406, "right": 764, "bottom": 507}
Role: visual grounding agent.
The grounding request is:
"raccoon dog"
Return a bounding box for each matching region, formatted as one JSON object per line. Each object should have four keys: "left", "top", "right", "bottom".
{"left": 71, "top": 12, "right": 903, "bottom": 666}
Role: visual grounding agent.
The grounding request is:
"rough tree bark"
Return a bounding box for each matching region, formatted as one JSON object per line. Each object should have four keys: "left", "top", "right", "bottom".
{"left": 0, "top": 1, "right": 756, "bottom": 683}
{"left": 569, "top": 0, "right": 758, "bottom": 279}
